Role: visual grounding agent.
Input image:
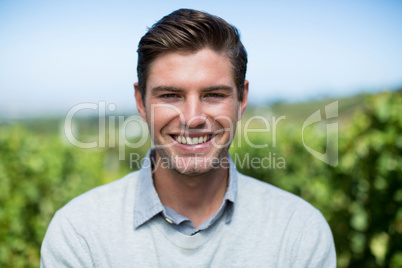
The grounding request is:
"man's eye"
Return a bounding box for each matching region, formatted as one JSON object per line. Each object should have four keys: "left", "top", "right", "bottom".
{"left": 161, "top": 93, "right": 179, "bottom": 99}
{"left": 205, "top": 93, "right": 224, "bottom": 98}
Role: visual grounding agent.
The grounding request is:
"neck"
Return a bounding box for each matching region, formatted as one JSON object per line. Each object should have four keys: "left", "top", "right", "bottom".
{"left": 152, "top": 154, "right": 229, "bottom": 228}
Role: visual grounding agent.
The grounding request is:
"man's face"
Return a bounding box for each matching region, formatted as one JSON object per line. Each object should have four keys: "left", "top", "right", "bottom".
{"left": 135, "top": 48, "right": 248, "bottom": 176}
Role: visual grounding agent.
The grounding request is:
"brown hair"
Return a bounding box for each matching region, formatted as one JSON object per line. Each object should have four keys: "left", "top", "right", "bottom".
{"left": 136, "top": 8, "right": 247, "bottom": 101}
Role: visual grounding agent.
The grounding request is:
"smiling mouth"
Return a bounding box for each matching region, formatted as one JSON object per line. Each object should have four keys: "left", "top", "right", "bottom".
{"left": 172, "top": 135, "right": 213, "bottom": 145}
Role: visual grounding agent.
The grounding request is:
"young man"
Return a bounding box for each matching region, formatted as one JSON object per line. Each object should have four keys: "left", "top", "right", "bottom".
{"left": 41, "top": 9, "right": 336, "bottom": 267}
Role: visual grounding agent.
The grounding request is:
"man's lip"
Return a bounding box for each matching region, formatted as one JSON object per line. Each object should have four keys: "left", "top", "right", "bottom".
{"left": 169, "top": 132, "right": 214, "bottom": 138}
{"left": 170, "top": 133, "right": 216, "bottom": 146}
{"left": 170, "top": 134, "right": 215, "bottom": 148}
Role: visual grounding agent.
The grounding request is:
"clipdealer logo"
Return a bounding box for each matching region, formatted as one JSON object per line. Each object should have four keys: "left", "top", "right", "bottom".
{"left": 63, "top": 100, "right": 339, "bottom": 167}
{"left": 302, "top": 101, "right": 338, "bottom": 167}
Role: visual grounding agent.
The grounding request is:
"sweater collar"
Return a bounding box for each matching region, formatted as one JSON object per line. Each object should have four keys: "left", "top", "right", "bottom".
{"left": 133, "top": 148, "right": 238, "bottom": 229}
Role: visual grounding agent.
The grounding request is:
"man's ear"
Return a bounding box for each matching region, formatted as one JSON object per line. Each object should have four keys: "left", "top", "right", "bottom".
{"left": 134, "top": 82, "right": 147, "bottom": 122}
{"left": 237, "top": 80, "right": 249, "bottom": 121}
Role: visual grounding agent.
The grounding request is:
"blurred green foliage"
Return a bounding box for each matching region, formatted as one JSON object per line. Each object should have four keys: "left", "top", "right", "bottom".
{"left": 0, "top": 91, "right": 401, "bottom": 267}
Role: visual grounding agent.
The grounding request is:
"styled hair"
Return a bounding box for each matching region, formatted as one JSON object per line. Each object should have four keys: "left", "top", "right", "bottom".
{"left": 136, "top": 8, "right": 247, "bottom": 101}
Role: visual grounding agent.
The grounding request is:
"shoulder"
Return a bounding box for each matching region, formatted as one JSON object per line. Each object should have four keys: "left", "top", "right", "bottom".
{"left": 236, "top": 172, "right": 336, "bottom": 266}
{"left": 58, "top": 170, "right": 140, "bottom": 223}
{"left": 41, "top": 171, "right": 141, "bottom": 266}
{"left": 237, "top": 172, "right": 316, "bottom": 214}
{"left": 236, "top": 171, "right": 332, "bottom": 234}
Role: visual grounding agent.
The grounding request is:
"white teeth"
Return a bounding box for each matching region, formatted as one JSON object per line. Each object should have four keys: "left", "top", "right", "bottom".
{"left": 174, "top": 135, "right": 211, "bottom": 145}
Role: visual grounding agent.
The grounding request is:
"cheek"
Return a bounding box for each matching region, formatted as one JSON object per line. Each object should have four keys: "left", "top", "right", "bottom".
{"left": 215, "top": 116, "right": 237, "bottom": 131}
{"left": 146, "top": 104, "right": 183, "bottom": 127}
{"left": 208, "top": 102, "right": 238, "bottom": 118}
{"left": 208, "top": 106, "right": 238, "bottom": 131}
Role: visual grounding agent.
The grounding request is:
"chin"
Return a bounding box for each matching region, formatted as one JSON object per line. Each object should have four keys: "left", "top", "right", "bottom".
{"left": 171, "top": 155, "right": 217, "bottom": 176}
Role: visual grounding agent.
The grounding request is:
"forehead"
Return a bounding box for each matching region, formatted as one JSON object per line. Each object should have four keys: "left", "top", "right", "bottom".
{"left": 146, "top": 48, "right": 236, "bottom": 92}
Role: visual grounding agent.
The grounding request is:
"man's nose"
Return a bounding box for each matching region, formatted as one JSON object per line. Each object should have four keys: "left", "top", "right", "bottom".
{"left": 180, "top": 96, "right": 207, "bottom": 128}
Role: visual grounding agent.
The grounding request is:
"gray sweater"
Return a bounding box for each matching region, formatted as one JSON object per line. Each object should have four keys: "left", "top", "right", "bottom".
{"left": 41, "top": 169, "right": 336, "bottom": 267}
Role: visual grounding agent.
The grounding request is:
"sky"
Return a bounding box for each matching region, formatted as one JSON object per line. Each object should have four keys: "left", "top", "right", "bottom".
{"left": 1, "top": 0, "right": 402, "bottom": 118}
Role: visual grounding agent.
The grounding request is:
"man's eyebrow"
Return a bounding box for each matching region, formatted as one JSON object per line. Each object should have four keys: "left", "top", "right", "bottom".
{"left": 201, "top": 85, "right": 234, "bottom": 92}
{"left": 151, "top": 86, "right": 183, "bottom": 95}
{"left": 151, "top": 85, "right": 234, "bottom": 94}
